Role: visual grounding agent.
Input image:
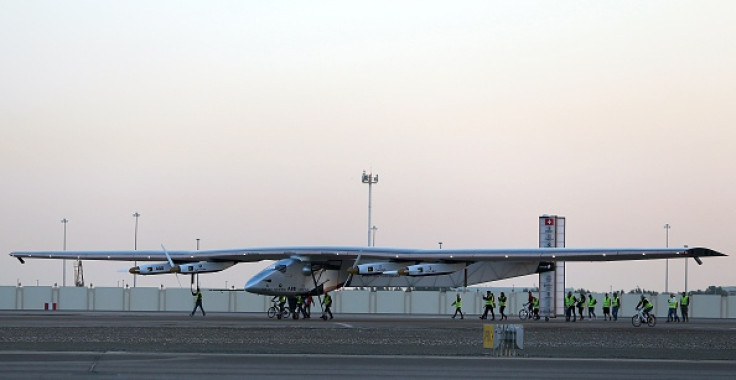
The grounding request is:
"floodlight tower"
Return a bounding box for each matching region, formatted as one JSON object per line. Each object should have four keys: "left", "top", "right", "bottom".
{"left": 664, "top": 223, "right": 671, "bottom": 293}
{"left": 133, "top": 212, "right": 140, "bottom": 287}
{"left": 362, "top": 171, "right": 378, "bottom": 247}
{"left": 61, "top": 218, "right": 68, "bottom": 287}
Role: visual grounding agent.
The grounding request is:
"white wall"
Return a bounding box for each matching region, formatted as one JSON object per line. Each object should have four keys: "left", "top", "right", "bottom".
{"left": 0, "top": 286, "right": 733, "bottom": 318}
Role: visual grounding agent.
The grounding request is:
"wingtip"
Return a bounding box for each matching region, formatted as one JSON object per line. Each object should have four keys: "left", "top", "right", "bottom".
{"left": 686, "top": 247, "right": 727, "bottom": 257}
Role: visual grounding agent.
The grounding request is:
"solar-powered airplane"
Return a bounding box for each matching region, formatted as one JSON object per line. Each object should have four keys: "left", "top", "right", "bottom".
{"left": 9, "top": 245, "right": 726, "bottom": 295}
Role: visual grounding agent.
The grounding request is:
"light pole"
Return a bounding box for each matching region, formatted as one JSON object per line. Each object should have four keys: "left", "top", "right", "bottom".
{"left": 438, "top": 242, "right": 443, "bottom": 249}
{"left": 664, "top": 224, "right": 670, "bottom": 293}
{"left": 684, "top": 245, "right": 689, "bottom": 293}
{"left": 133, "top": 212, "right": 140, "bottom": 287}
{"left": 61, "top": 218, "right": 68, "bottom": 287}
{"left": 196, "top": 238, "right": 200, "bottom": 250}
{"left": 362, "top": 170, "right": 378, "bottom": 247}
{"left": 371, "top": 226, "right": 377, "bottom": 247}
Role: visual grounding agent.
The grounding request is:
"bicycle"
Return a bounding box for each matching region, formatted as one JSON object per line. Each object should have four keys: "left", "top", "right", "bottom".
{"left": 519, "top": 302, "right": 539, "bottom": 320}
{"left": 267, "top": 301, "right": 291, "bottom": 319}
{"left": 632, "top": 307, "right": 656, "bottom": 327}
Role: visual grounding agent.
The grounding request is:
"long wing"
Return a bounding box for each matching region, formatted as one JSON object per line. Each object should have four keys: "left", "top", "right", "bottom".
{"left": 9, "top": 246, "right": 725, "bottom": 263}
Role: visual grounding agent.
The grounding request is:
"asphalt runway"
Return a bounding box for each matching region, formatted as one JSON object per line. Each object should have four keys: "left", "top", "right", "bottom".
{"left": 1, "top": 311, "right": 734, "bottom": 379}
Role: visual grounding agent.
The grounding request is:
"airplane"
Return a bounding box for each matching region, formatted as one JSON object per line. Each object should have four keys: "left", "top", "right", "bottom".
{"left": 9, "top": 245, "right": 726, "bottom": 296}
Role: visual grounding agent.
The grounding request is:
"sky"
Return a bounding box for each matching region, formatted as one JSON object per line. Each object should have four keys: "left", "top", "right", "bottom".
{"left": 1, "top": 1, "right": 734, "bottom": 293}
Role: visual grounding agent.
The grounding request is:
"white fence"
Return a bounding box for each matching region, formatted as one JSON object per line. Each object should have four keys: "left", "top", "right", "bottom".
{"left": 0, "top": 286, "right": 733, "bottom": 319}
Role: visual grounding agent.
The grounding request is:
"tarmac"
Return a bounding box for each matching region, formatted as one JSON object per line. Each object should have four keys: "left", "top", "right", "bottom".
{"left": 1, "top": 311, "right": 734, "bottom": 379}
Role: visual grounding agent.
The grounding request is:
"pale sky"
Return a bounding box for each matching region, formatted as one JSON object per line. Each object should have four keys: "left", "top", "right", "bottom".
{"left": 1, "top": 1, "right": 734, "bottom": 293}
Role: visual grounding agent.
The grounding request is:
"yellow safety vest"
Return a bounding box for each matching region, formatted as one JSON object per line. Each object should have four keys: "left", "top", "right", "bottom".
{"left": 642, "top": 298, "right": 653, "bottom": 308}
{"left": 669, "top": 297, "right": 678, "bottom": 308}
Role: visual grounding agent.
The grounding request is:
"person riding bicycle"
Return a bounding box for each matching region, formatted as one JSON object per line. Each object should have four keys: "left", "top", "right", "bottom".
{"left": 271, "top": 295, "right": 287, "bottom": 316}
{"left": 635, "top": 295, "right": 654, "bottom": 320}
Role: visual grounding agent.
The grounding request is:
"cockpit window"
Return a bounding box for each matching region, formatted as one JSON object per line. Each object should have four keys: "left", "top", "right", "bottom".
{"left": 266, "top": 259, "right": 294, "bottom": 273}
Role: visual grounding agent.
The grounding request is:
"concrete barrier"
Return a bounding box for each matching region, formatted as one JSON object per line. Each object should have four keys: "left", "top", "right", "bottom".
{"left": 0, "top": 286, "right": 733, "bottom": 318}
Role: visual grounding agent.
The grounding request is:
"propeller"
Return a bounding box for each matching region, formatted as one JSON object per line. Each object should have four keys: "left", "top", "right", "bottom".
{"left": 161, "top": 244, "right": 184, "bottom": 288}
{"left": 160, "top": 244, "right": 178, "bottom": 273}
{"left": 344, "top": 249, "right": 363, "bottom": 288}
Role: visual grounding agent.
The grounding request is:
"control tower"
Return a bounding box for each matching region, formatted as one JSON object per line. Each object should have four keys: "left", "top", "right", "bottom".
{"left": 539, "top": 215, "right": 565, "bottom": 318}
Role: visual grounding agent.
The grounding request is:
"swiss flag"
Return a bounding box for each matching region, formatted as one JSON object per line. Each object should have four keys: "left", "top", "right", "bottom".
{"left": 545, "top": 218, "right": 555, "bottom": 226}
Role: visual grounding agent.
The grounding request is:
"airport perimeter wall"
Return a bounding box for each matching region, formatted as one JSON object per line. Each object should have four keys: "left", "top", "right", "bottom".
{"left": 0, "top": 286, "right": 733, "bottom": 319}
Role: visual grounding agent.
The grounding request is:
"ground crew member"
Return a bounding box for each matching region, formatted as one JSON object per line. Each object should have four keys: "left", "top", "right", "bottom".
{"left": 587, "top": 293, "right": 597, "bottom": 319}
{"left": 680, "top": 292, "right": 690, "bottom": 322}
{"left": 577, "top": 292, "right": 586, "bottom": 321}
{"left": 190, "top": 288, "right": 205, "bottom": 317}
{"left": 304, "top": 295, "right": 313, "bottom": 319}
{"left": 602, "top": 293, "right": 612, "bottom": 321}
{"left": 278, "top": 295, "right": 287, "bottom": 316}
{"left": 636, "top": 295, "right": 654, "bottom": 321}
{"left": 612, "top": 292, "right": 621, "bottom": 321}
{"left": 451, "top": 294, "right": 464, "bottom": 319}
{"left": 667, "top": 293, "right": 680, "bottom": 322}
{"left": 296, "top": 295, "right": 304, "bottom": 320}
{"left": 322, "top": 292, "right": 334, "bottom": 320}
{"left": 479, "top": 291, "right": 495, "bottom": 320}
{"left": 565, "top": 291, "right": 577, "bottom": 322}
{"left": 498, "top": 292, "right": 508, "bottom": 320}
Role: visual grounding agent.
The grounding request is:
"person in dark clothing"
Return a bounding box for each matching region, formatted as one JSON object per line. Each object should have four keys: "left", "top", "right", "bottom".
{"left": 304, "top": 295, "right": 313, "bottom": 319}
{"left": 479, "top": 291, "right": 495, "bottom": 320}
{"left": 565, "top": 292, "right": 577, "bottom": 322}
{"left": 190, "top": 288, "right": 205, "bottom": 317}
{"left": 498, "top": 292, "right": 508, "bottom": 320}
{"left": 288, "top": 296, "right": 299, "bottom": 320}
{"left": 577, "top": 293, "right": 586, "bottom": 321}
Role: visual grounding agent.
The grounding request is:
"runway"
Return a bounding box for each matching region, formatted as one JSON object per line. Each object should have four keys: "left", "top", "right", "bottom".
{"left": 2, "top": 351, "right": 735, "bottom": 379}
{"left": 1, "top": 311, "right": 734, "bottom": 378}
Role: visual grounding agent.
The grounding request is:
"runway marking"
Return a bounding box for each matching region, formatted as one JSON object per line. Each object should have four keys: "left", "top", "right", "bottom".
{"left": 5, "top": 351, "right": 734, "bottom": 365}
{"left": 334, "top": 322, "right": 353, "bottom": 328}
